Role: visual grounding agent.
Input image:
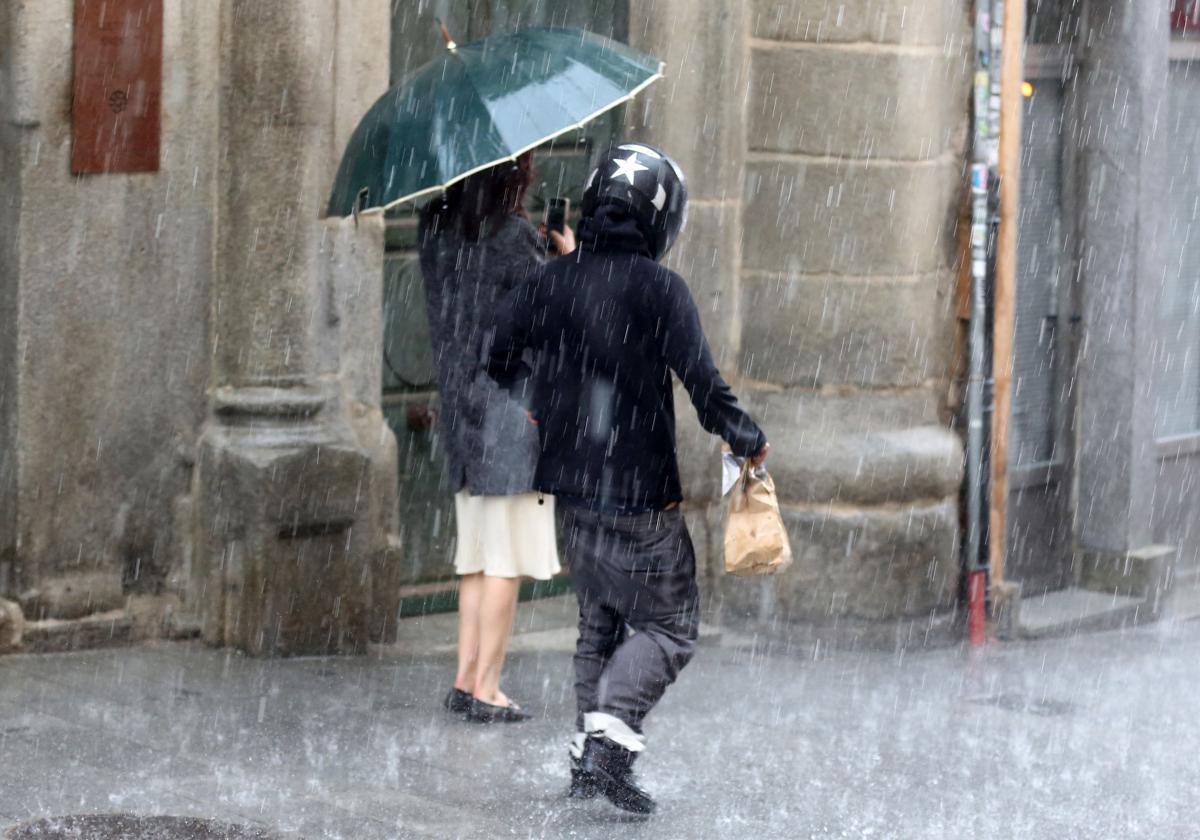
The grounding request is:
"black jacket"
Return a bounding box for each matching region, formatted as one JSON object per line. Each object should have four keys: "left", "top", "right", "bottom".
{"left": 486, "top": 206, "right": 767, "bottom": 512}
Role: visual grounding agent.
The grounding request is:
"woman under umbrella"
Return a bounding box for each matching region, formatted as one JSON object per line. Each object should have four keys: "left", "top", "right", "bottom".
{"left": 420, "top": 152, "right": 574, "bottom": 723}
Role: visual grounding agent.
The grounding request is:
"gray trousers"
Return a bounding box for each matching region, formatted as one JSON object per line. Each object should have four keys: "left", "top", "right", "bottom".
{"left": 560, "top": 506, "right": 700, "bottom": 734}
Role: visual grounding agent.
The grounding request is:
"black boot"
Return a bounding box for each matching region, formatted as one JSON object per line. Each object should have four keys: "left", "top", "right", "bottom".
{"left": 567, "top": 753, "right": 599, "bottom": 800}
{"left": 581, "top": 735, "right": 656, "bottom": 815}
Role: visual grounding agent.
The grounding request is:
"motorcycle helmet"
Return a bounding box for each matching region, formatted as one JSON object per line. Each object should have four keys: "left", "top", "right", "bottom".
{"left": 580, "top": 142, "right": 688, "bottom": 261}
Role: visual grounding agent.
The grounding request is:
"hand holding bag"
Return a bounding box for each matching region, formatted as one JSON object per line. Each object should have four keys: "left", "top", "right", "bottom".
{"left": 723, "top": 461, "right": 793, "bottom": 576}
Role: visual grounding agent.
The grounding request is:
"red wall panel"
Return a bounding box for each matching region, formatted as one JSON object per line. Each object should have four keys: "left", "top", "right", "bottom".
{"left": 1173, "top": 0, "right": 1200, "bottom": 33}
{"left": 72, "top": 0, "right": 162, "bottom": 174}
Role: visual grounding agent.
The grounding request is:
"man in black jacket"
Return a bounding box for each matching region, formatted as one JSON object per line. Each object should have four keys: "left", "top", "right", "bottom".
{"left": 487, "top": 143, "right": 767, "bottom": 814}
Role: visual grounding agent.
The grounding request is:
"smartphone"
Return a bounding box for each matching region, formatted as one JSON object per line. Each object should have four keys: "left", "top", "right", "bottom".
{"left": 544, "top": 197, "right": 570, "bottom": 235}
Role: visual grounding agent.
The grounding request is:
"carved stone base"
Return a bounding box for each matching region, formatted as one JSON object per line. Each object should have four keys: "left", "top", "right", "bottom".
{"left": 191, "top": 386, "right": 379, "bottom": 656}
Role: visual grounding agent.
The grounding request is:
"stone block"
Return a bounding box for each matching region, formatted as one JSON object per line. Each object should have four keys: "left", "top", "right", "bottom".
{"left": 675, "top": 395, "right": 725, "bottom": 503}
{"left": 21, "top": 610, "right": 136, "bottom": 653}
{"left": 334, "top": 0, "right": 392, "bottom": 181}
{"left": 991, "top": 579, "right": 1022, "bottom": 641}
{"left": 318, "top": 214, "right": 387, "bottom": 403}
{"left": 752, "top": 0, "right": 961, "bottom": 46}
{"left": 750, "top": 46, "right": 959, "bottom": 160}
{"left": 664, "top": 203, "right": 742, "bottom": 367}
{"left": 773, "top": 500, "right": 959, "bottom": 620}
{"left": 626, "top": 0, "right": 749, "bottom": 200}
{"left": 742, "top": 385, "right": 945, "bottom": 435}
{"left": 716, "top": 573, "right": 778, "bottom": 627}
{"left": 0, "top": 598, "right": 23, "bottom": 652}
{"left": 18, "top": 571, "right": 124, "bottom": 621}
{"left": 740, "top": 271, "right": 956, "bottom": 387}
{"left": 194, "top": 407, "right": 376, "bottom": 656}
{"left": 690, "top": 503, "right": 720, "bottom": 579}
{"left": 743, "top": 157, "right": 960, "bottom": 276}
{"left": 767, "top": 425, "right": 963, "bottom": 506}
{"left": 1077, "top": 545, "right": 1177, "bottom": 611}
{"left": 226, "top": 2, "right": 336, "bottom": 126}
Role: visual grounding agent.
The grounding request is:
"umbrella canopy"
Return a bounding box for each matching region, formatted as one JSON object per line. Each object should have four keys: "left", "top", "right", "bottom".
{"left": 326, "top": 27, "right": 663, "bottom": 217}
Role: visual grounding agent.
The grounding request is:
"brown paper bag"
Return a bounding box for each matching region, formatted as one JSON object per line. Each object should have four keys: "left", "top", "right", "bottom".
{"left": 724, "top": 463, "right": 793, "bottom": 576}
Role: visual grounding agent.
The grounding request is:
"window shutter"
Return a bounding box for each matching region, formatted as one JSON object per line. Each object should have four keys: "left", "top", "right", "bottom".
{"left": 1012, "top": 81, "right": 1065, "bottom": 466}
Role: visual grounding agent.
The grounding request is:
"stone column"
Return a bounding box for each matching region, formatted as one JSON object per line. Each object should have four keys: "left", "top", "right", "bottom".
{"left": 729, "top": 0, "right": 969, "bottom": 629}
{"left": 1072, "top": 2, "right": 1174, "bottom": 599}
{"left": 0, "top": 0, "right": 18, "bottom": 600}
{"left": 190, "top": 0, "right": 397, "bottom": 655}
{"left": 625, "top": 0, "right": 751, "bottom": 583}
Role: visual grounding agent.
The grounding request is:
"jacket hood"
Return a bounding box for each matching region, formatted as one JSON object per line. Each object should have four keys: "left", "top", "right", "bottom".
{"left": 577, "top": 203, "right": 655, "bottom": 259}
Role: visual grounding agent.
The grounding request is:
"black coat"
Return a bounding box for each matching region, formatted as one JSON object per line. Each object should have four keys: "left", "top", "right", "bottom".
{"left": 419, "top": 214, "right": 543, "bottom": 496}
{"left": 486, "top": 207, "right": 767, "bottom": 512}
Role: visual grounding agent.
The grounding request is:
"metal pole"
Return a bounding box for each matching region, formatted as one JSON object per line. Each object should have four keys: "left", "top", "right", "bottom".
{"left": 966, "top": 0, "right": 1000, "bottom": 647}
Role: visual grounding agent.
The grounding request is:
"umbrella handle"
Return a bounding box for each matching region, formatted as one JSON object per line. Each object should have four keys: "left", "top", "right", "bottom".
{"left": 434, "top": 18, "right": 457, "bottom": 51}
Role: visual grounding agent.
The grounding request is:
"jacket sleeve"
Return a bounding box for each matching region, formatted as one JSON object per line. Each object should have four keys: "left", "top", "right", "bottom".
{"left": 484, "top": 275, "right": 538, "bottom": 388}
{"left": 656, "top": 270, "right": 768, "bottom": 459}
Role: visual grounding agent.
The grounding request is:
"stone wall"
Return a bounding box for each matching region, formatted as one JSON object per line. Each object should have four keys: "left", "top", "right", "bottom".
{"left": 736, "top": 0, "right": 969, "bottom": 625}
{"left": 738, "top": 0, "right": 969, "bottom": 624}
{"left": 0, "top": 0, "right": 393, "bottom": 632}
{"left": 1, "top": 0, "right": 972, "bottom": 640}
{"left": 633, "top": 0, "right": 970, "bottom": 626}
{"left": 1, "top": 1, "right": 223, "bottom": 617}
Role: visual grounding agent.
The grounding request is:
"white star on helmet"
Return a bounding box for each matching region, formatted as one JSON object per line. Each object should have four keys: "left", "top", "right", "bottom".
{"left": 611, "top": 152, "right": 649, "bottom": 185}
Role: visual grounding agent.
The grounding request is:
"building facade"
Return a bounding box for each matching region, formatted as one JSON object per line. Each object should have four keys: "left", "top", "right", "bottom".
{"left": 999, "top": 0, "right": 1199, "bottom": 625}
{"left": 3, "top": 0, "right": 1191, "bottom": 655}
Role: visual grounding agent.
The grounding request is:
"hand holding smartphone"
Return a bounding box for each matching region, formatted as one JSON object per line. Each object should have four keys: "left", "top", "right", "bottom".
{"left": 545, "top": 197, "right": 569, "bottom": 235}
{"left": 541, "top": 197, "right": 575, "bottom": 255}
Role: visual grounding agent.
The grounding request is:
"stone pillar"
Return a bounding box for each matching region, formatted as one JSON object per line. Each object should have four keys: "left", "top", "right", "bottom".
{"left": 625, "top": 0, "right": 751, "bottom": 583}
{"left": 0, "top": 1, "right": 18, "bottom": 600}
{"left": 728, "top": 0, "right": 969, "bottom": 627}
{"left": 190, "top": 0, "right": 397, "bottom": 655}
{"left": 1072, "top": 2, "right": 1174, "bottom": 598}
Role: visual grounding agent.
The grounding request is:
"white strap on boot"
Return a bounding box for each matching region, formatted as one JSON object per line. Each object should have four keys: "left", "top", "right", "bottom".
{"left": 584, "top": 711, "right": 646, "bottom": 753}
{"left": 569, "top": 732, "right": 588, "bottom": 760}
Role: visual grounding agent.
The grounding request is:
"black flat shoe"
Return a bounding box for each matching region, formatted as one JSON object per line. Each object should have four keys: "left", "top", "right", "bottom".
{"left": 466, "top": 697, "right": 532, "bottom": 724}
{"left": 443, "top": 687, "right": 472, "bottom": 714}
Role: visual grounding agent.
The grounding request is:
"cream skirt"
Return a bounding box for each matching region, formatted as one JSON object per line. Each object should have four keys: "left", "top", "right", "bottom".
{"left": 453, "top": 491, "right": 562, "bottom": 580}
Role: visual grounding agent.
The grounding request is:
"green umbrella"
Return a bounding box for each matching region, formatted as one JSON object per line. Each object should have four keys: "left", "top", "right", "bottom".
{"left": 326, "top": 27, "right": 664, "bottom": 217}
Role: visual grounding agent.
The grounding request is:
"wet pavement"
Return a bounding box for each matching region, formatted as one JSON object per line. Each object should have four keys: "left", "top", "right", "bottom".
{"left": 2, "top": 594, "right": 1200, "bottom": 839}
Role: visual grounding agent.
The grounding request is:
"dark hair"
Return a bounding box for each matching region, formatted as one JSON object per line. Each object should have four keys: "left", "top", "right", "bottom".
{"left": 421, "top": 152, "right": 535, "bottom": 241}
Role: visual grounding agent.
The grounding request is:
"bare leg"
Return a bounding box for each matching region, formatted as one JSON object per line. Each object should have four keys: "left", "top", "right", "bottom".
{"left": 454, "top": 573, "right": 484, "bottom": 692}
{"left": 472, "top": 574, "right": 521, "bottom": 705}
